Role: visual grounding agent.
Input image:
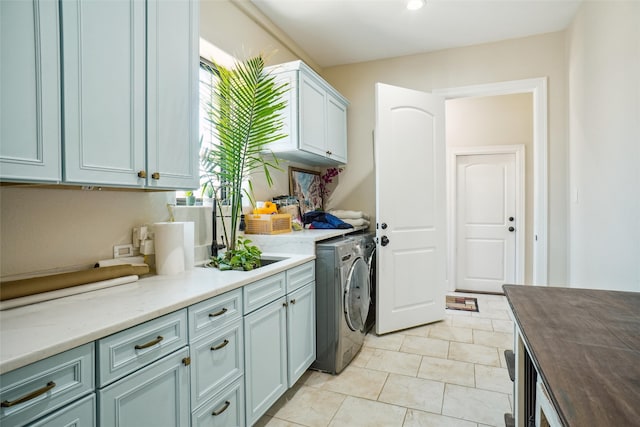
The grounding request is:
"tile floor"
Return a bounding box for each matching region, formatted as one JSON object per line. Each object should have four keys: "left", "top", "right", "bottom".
{"left": 256, "top": 293, "right": 514, "bottom": 427}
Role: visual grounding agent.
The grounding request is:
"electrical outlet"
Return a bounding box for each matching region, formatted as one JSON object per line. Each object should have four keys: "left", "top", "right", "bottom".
{"left": 113, "top": 244, "right": 134, "bottom": 258}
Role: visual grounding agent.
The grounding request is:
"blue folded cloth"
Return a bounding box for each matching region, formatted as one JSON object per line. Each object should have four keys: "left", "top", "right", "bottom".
{"left": 303, "top": 211, "right": 354, "bottom": 229}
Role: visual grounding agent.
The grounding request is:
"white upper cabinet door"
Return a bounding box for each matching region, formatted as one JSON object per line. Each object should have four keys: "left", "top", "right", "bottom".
{"left": 146, "top": 0, "right": 199, "bottom": 190}
{"left": 299, "top": 73, "right": 327, "bottom": 158}
{"left": 61, "top": 0, "right": 146, "bottom": 187}
{"left": 1, "top": 0, "right": 61, "bottom": 182}
{"left": 326, "top": 93, "right": 348, "bottom": 163}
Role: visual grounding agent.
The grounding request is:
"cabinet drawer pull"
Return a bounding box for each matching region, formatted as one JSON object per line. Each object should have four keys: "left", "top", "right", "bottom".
{"left": 134, "top": 335, "right": 163, "bottom": 350}
{"left": 210, "top": 339, "right": 229, "bottom": 351}
{"left": 151, "top": 172, "right": 160, "bottom": 180}
{"left": 1, "top": 381, "right": 56, "bottom": 407}
{"left": 211, "top": 400, "right": 230, "bottom": 416}
{"left": 208, "top": 308, "right": 227, "bottom": 318}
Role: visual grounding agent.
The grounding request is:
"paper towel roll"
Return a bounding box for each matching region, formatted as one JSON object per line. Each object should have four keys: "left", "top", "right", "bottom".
{"left": 154, "top": 222, "right": 185, "bottom": 275}
{"left": 180, "top": 221, "right": 195, "bottom": 270}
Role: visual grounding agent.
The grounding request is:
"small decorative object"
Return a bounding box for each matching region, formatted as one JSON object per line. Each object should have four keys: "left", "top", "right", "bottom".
{"left": 289, "top": 167, "right": 323, "bottom": 215}
{"left": 185, "top": 191, "right": 196, "bottom": 206}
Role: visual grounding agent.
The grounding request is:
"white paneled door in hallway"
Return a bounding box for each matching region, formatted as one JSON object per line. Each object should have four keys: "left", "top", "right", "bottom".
{"left": 374, "top": 83, "right": 446, "bottom": 335}
{"left": 455, "top": 152, "right": 522, "bottom": 293}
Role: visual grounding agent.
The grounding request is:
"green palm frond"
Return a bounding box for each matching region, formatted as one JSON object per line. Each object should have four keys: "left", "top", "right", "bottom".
{"left": 201, "top": 55, "right": 288, "bottom": 253}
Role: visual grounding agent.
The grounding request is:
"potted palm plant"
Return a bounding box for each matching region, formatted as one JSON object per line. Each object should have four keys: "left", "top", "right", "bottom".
{"left": 201, "top": 55, "right": 288, "bottom": 270}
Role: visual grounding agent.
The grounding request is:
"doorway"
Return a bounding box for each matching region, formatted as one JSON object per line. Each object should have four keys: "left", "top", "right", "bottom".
{"left": 435, "top": 78, "right": 548, "bottom": 290}
{"left": 450, "top": 147, "right": 525, "bottom": 293}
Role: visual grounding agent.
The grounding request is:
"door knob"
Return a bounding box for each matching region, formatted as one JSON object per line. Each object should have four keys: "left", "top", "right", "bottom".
{"left": 381, "top": 223, "right": 388, "bottom": 230}
{"left": 509, "top": 217, "right": 514, "bottom": 222}
{"left": 508, "top": 227, "right": 515, "bottom": 232}
{"left": 381, "top": 236, "right": 390, "bottom": 246}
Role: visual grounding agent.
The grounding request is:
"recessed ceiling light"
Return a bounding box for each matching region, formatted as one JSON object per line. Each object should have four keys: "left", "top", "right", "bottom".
{"left": 406, "top": 0, "right": 425, "bottom": 11}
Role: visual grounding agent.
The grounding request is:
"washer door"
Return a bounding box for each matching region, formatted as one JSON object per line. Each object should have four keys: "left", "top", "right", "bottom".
{"left": 344, "top": 257, "right": 371, "bottom": 332}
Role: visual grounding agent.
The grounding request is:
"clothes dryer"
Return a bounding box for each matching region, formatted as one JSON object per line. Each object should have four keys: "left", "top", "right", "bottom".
{"left": 312, "top": 237, "right": 370, "bottom": 374}
{"left": 357, "top": 232, "right": 377, "bottom": 334}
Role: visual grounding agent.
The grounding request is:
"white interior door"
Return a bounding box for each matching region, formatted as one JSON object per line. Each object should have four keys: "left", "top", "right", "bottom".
{"left": 456, "top": 153, "right": 516, "bottom": 293}
{"left": 375, "top": 83, "right": 446, "bottom": 335}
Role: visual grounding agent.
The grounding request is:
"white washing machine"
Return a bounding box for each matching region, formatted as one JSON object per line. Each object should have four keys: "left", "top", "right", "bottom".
{"left": 312, "top": 237, "right": 370, "bottom": 374}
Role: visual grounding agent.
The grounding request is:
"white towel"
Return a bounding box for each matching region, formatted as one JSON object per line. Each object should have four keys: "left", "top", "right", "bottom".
{"left": 329, "top": 210, "right": 370, "bottom": 220}
{"left": 342, "top": 218, "right": 370, "bottom": 227}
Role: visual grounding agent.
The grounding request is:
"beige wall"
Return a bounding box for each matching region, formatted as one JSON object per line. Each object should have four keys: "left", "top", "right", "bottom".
{"left": 446, "top": 93, "right": 534, "bottom": 283}
{"left": 566, "top": 1, "right": 640, "bottom": 291}
{"left": 0, "top": 187, "right": 174, "bottom": 277}
{"left": 323, "top": 32, "right": 568, "bottom": 284}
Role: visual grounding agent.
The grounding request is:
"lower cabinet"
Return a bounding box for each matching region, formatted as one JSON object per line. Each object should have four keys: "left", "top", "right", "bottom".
{"left": 244, "top": 264, "right": 316, "bottom": 426}
{"left": 286, "top": 282, "right": 316, "bottom": 387}
{"left": 98, "top": 347, "right": 191, "bottom": 427}
{"left": 244, "top": 296, "right": 288, "bottom": 426}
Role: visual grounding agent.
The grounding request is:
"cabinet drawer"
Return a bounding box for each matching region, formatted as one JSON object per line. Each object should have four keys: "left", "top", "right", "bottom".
{"left": 98, "top": 347, "right": 190, "bottom": 427}
{"left": 286, "top": 261, "right": 315, "bottom": 293}
{"left": 243, "top": 272, "right": 285, "bottom": 314}
{"left": 0, "top": 343, "right": 94, "bottom": 427}
{"left": 97, "top": 309, "right": 187, "bottom": 387}
{"left": 188, "top": 289, "right": 242, "bottom": 341}
{"left": 190, "top": 319, "right": 243, "bottom": 410}
{"left": 28, "top": 393, "right": 96, "bottom": 427}
{"left": 192, "top": 377, "right": 244, "bottom": 427}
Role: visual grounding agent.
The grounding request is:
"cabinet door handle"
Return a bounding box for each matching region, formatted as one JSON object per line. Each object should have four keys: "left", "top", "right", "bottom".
{"left": 282, "top": 302, "right": 288, "bottom": 307}
{"left": 290, "top": 298, "right": 296, "bottom": 304}
{"left": 1, "top": 381, "right": 56, "bottom": 407}
{"left": 210, "top": 339, "right": 229, "bottom": 351}
{"left": 211, "top": 400, "right": 230, "bottom": 416}
{"left": 137, "top": 171, "right": 147, "bottom": 178}
{"left": 134, "top": 335, "right": 163, "bottom": 350}
{"left": 208, "top": 307, "right": 227, "bottom": 317}
{"left": 151, "top": 172, "right": 160, "bottom": 180}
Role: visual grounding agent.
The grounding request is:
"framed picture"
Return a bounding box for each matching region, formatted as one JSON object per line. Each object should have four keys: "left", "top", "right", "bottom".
{"left": 289, "top": 167, "right": 323, "bottom": 216}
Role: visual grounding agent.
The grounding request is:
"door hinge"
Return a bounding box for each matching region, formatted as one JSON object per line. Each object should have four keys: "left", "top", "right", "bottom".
{"left": 182, "top": 357, "right": 191, "bottom": 366}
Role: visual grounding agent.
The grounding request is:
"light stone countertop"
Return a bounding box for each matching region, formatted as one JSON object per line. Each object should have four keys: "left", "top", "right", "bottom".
{"left": 0, "top": 253, "right": 314, "bottom": 374}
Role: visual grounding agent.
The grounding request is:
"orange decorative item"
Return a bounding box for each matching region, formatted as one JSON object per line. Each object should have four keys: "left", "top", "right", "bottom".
{"left": 244, "top": 214, "right": 292, "bottom": 234}
{"left": 253, "top": 201, "right": 278, "bottom": 215}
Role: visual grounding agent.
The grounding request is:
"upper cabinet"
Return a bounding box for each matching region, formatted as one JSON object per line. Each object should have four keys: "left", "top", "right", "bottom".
{"left": 0, "top": 0, "right": 62, "bottom": 182}
{"left": 62, "top": 0, "right": 199, "bottom": 189}
{"left": 266, "top": 61, "right": 349, "bottom": 166}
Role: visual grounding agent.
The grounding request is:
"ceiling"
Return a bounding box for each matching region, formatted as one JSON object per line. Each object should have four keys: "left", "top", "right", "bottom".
{"left": 250, "top": 0, "right": 583, "bottom": 68}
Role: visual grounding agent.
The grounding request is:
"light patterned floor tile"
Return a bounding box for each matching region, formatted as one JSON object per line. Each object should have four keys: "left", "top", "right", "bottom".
{"left": 442, "top": 384, "right": 511, "bottom": 426}
{"left": 417, "top": 356, "right": 475, "bottom": 387}
{"left": 266, "top": 385, "right": 346, "bottom": 426}
{"left": 378, "top": 374, "right": 445, "bottom": 413}
{"left": 492, "top": 319, "right": 515, "bottom": 333}
{"left": 448, "top": 342, "right": 501, "bottom": 367}
{"left": 473, "top": 330, "right": 514, "bottom": 350}
{"left": 451, "top": 316, "right": 494, "bottom": 331}
{"left": 254, "top": 416, "right": 307, "bottom": 427}
{"left": 400, "top": 335, "right": 450, "bottom": 358}
{"left": 314, "top": 365, "right": 388, "bottom": 400}
{"left": 403, "top": 409, "right": 478, "bottom": 427}
{"left": 329, "top": 396, "right": 406, "bottom": 427}
{"left": 474, "top": 365, "right": 513, "bottom": 394}
{"left": 365, "top": 332, "right": 405, "bottom": 351}
{"left": 472, "top": 308, "right": 511, "bottom": 320}
{"left": 351, "top": 346, "right": 375, "bottom": 368}
{"left": 366, "top": 348, "right": 422, "bottom": 376}
{"left": 427, "top": 324, "right": 474, "bottom": 343}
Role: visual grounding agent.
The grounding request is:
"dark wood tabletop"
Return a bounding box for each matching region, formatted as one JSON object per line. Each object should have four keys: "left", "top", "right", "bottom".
{"left": 503, "top": 285, "right": 640, "bottom": 427}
